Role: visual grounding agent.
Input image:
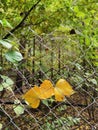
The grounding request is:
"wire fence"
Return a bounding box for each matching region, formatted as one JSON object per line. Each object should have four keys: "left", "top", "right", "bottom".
{"left": 0, "top": 26, "right": 98, "bottom": 130}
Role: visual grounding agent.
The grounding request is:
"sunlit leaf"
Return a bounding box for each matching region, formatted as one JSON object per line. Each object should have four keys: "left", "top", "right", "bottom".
{"left": 54, "top": 79, "right": 75, "bottom": 101}
{"left": 0, "top": 123, "right": 3, "bottom": 129}
{"left": 90, "top": 79, "right": 97, "bottom": 85}
{"left": 0, "top": 75, "right": 14, "bottom": 91}
{"left": 42, "top": 99, "right": 49, "bottom": 106}
{"left": 5, "top": 50, "right": 23, "bottom": 63}
{"left": 0, "top": 84, "right": 3, "bottom": 91}
{"left": 54, "top": 87, "right": 65, "bottom": 101}
{"left": 1, "top": 19, "right": 13, "bottom": 28}
{"left": 13, "top": 105, "right": 24, "bottom": 116}
{"left": 23, "top": 86, "right": 41, "bottom": 108}
{"left": 0, "top": 39, "right": 12, "bottom": 49}
{"left": 14, "top": 99, "right": 21, "bottom": 104}
{"left": 39, "top": 80, "right": 54, "bottom": 99}
{"left": 23, "top": 79, "right": 75, "bottom": 108}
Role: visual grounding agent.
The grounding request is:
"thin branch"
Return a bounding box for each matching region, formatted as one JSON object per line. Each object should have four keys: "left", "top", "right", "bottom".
{"left": 0, "top": 100, "right": 89, "bottom": 108}
{"left": 3, "top": 0, "right": 41, "bottom": 39}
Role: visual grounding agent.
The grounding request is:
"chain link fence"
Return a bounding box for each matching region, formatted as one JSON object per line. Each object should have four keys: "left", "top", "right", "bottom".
{"left": 0, "top": 26, "right": 98, "bottom": 130}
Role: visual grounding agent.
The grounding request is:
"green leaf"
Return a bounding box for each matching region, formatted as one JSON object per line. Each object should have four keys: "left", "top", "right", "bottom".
{"left": 1, "top": 19, "right": 13, "bottom": 28}
{"left": 0, "top": 20, "right": 3, "bottom": 25}
{"left": 0, "top": 66, "right": 2, "bottom": 70}
{"left": 0, "top": 123, "right": 3, "bottom": 130}
{"left": 1, "top": 75, "right": 14, "bottom": 85}
{"left": 90, "top": 79, "right": 97, "bottom": 85}
{"left": 0, "top": 40, "right": 12, "bottom": 49}
{"left": 1, "top": 82, "right": 12, "bottom": 91}
{"left": 0, "top": 75, "right": 14, "bottom": 91}
{"left": 5, "top": 50, "right": 23, "bottom": 63}
{"left": 0, "top": 84, "right": 3, "bottom": 91}
{"left": 42, "top": 99, "right": 49, "bottom": 106}
{"left": 73, "top": 118, "right": 80, "bottom": 124}
{"left": 77, "top": 11, "right": 85, "bottom": 18}
{"left": 0, "top": 7, "right": 4, "bottom": 12}
{"left": 74, "top": 6, "right": 79, "bottom": 13}
{"left": 6, "top": 78, "right": 14, "bottom": 85}
{"left": 13, "top": 105, "right": 24, "bottom": 116}
{"left": 14, "top": 99, "right": 20, "bottom": 104}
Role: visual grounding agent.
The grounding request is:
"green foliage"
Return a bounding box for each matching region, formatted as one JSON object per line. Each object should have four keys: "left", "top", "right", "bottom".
{"left": 0, "top": 19, "right": 13, "bottom": 28}
{"left": 0, "top": 75, "right": 14, "bottom": 91}
{"left": 0, "top": 123, "right": 3, "bottom": 130}
{"left": 0, "top": 39, "right": 12, "bottom": 49}
{"left": 0, "top": 0, "right": 98, "bottom": 128}
{"left": 13, "top": 105, "right": 24, "bottom": 116}
{"left": 0, "top": 39, "right": 23, "bottom": 65}
{"left": 42, "top": 98, "right": 55, "bottom": 107}
{"left": 5, "top": 50, "right": 23, "bottom": 63}
{"left": 13, "top": 100, "right": 25, "bottom": 116}
{"left": 0, "top": 0, "right": 97, "bottom": 92}
{"left": 42, "top": 116, "right": 80, "bottom": 130}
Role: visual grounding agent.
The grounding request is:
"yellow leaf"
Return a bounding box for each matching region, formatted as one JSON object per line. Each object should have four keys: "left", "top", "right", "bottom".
{"left": 23, "top": 86, "right": 41, "bottom": 108}
{"left": 54, "top": 79, "right": 75, "bottom": 101}
{"left": 54, "top": 87, "right": 65, "bottom": 101}
{"left": 39, "top": 80, "right": 54, "bottom": 99}
{"left": 23, "top": 79, "right": 75, "bottom": 108}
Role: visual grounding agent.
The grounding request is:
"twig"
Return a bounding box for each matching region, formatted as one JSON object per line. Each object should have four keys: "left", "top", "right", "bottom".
{"left": 0, "top": 100, "right": 89, "bottom": 108}
{"left": 3, "top": 0, "right": 41, "bottom": 39}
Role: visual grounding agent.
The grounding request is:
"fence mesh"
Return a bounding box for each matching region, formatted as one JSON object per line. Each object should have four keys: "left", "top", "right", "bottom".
{"left": 0, "top": 26, "right": 98, "bottom": 130}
